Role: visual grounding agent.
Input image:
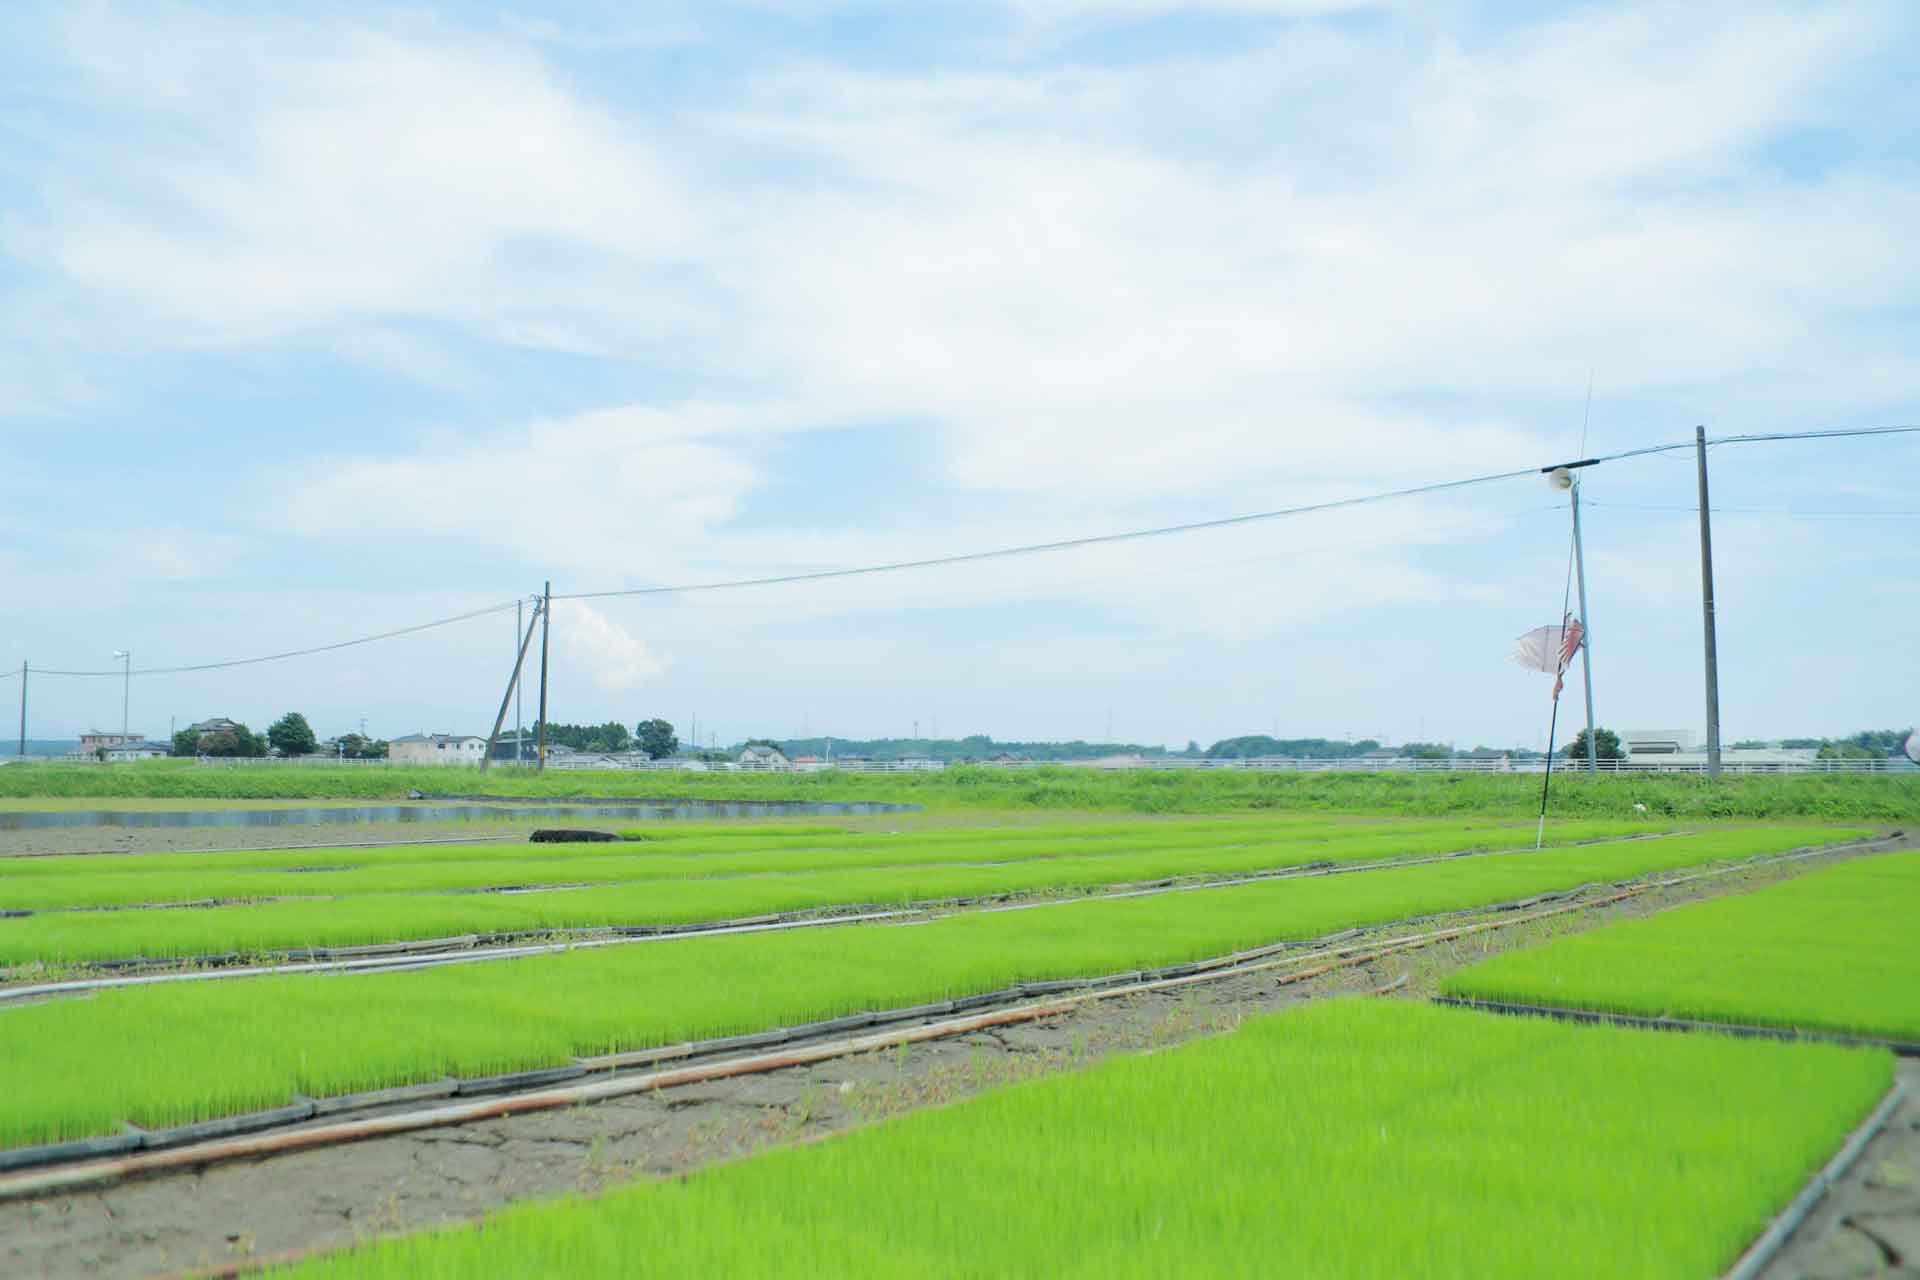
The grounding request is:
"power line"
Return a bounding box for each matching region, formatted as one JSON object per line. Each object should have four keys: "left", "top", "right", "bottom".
{"left": 558, "top": 464, "right": 1558, "bottom": 602}
{"left": 1591, "top": 502, "right": 1920, "bottom": 518}
{"left": 31, "top": 600, "right": 528, "bottom": 678}
{"left": 16, "top": 422, "right": 1920, "bottom": 677}
{"left": 558, "top": 427, "right": 1919, "bottom": 603}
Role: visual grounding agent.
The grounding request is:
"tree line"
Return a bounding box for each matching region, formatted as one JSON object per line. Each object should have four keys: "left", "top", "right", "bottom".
{"left": 170, "top": 713, "right": 387, "bottom": 759}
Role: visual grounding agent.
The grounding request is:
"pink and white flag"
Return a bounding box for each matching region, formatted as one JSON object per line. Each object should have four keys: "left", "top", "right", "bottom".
{"left": 1511, "top": 619, "right": 1585, "bottom": 697}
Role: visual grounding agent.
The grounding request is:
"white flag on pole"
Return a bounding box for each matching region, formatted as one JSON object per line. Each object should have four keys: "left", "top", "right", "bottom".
{"left": 1511, "top": 620, "right": 1585, "bottom": 696}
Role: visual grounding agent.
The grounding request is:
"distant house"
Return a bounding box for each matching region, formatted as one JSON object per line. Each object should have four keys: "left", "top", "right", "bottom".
{"left": 186, "top": 718, "right": 243, "bottom": 737}
{"left": 737, "top": 744, "right": 792, "bottom": 771}
{"left": 77, "top": 730, "right": 147, "bottom": 756}
{"left": 102, "top": 741, "right": 170, "bottom": 762}
{"left": 389, "top": 733, "right": 488, "bottom": 766}
{"left": 988, "top": 751, "right": 1028, "bottom": 764}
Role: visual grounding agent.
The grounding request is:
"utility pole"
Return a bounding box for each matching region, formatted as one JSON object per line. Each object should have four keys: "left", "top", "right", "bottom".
{"left": 536, "top": 581, "right": 552, "bottom": 771}
{"left": 480, "top": 601, "right": 542, "bottom": 774}
{"left": 515, "top": 600, "right": 524, "bottom": 764}
{"left": 1696, "top": 427, "right": 1723, "bottom": 778}
{"left": 1570, "top": 477, "right": 1598, "bottom": 770}
{"left": 16, "top": 661, "right": 25, "bottom": 756}
{"left": 113, "top": 649, "right": 131, "bottom": 738}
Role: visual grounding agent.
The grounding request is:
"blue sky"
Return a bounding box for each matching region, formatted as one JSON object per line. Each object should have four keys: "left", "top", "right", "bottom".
{"left": 3, "top": 0, "right": 1918, "bottom": 751}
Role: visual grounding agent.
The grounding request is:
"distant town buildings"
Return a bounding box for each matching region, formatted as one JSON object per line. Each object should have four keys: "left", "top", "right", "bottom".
{"left": 389, "top": 733, "right": 488, "bottom": 766}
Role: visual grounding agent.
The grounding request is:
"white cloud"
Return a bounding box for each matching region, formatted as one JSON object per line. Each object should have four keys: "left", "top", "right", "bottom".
{"left": 276, "top": 402, "right": 770, "bottom": 574}
{"left": 6, "top": 5, "right": 695, "bottom": 357}
{"left": 555, "top": 599, "right": 668, "bottom": 691}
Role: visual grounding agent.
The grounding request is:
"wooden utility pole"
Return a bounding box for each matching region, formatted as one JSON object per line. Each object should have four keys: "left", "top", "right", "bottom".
{"left": 537, "top": 581, "right": 552, "bottom": 771}
{"left": 1695, "top": 427, "right": 1723, "bottom": 778}
{"left": 480, "top": 602, "right": 542, "bottom": 774}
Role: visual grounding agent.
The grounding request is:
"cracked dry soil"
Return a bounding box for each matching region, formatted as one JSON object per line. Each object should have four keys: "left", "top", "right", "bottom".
{"left": 1, "top": 847, "right": 1915, "bottom": 1279}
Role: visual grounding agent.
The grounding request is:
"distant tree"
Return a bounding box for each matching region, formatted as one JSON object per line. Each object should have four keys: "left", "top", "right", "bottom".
{"left": 268, "top": 712, "right": 317, "bottom": 758}
{"left": 527, "top": 721, "right": 633, "bottom": 753}
{"left": 1205, "top": 736, "right": 1380, "bottom": 760}
{"left": 1562, "top": 727, "right": 1624, "bottom": 761}
{"left": 334, "top": 733, "right": 387, "bottom": 759}
{"left": 171, "top": 728, "right": 201, "bottom": 757}
{"left": 634, "top": 718, "right": 678, "bottom": 759}
{"left": 197, "top": 723, "right": 267, "bottom": 757}
{"left": 1729, "top": 740, "right": 1771, "bottom": 750}
{"left": 1818, "top": 742, "right": 1879, "bottom": 760}
{"left": 1401, "top": 742, "right": 1452, "bottom": 760}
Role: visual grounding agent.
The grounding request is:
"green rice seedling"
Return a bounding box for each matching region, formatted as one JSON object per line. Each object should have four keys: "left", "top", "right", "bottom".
{"left": 0, "top": 825, "right": 1862, "bottom": 1147}
{"left": 0, "top": 824, "right": 1814, "bottom": 967}
{"left": 0, "top": 817, "right": 1656, "bottom": 911}
{"left": 270, "top": 999, "right": 1893, "bottom": 1279}
{"left": 1443, "top": 847, "right": 1920, "bottom": 1042}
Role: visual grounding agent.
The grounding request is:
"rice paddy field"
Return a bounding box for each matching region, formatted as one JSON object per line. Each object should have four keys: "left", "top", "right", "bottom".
{"left": 0, "top": 822, "right": 1869, "bottom": 1148}
{"left": 271, "top": 999, "right": 1895, "bottom": 1280}
{"left": 1442, "top": 846, "right": 1920, "bottom": 1043}
{"left": 1, "top": 814, "right": 1692, "bottom": 966}
{"left": 0, "top": 773, "right": 1909, "bottom": 1276}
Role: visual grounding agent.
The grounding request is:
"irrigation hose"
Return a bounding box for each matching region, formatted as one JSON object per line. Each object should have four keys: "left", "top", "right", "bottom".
{"left": 1431, "top": 998, "right": 1920, "bottom": 1057}
{"left": 1720, "top": 1080, "right": 1908, "bottom": 1280}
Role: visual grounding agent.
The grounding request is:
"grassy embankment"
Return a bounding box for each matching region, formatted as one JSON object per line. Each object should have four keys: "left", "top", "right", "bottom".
{"left": 0, "top": 818, "right": 1664, "bottom": 965}
{"left": 0, "top": 759, "right": 1916, "bottom": 820}
{"left": 1444, "top": 847, "right": 1920, "bottom": 1042}
{"left": 272, "top": 999, "right": 1893, "bottom": 1280}
{"left": 0, "top": 825, "right": 1863, "bottom": 1147}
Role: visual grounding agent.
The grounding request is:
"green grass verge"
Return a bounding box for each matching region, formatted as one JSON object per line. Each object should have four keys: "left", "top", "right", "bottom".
{"left": 0, "top": 816, "right": 1647, "bottom": 912}
{"left": 0, "top": 825, "right": 1860, "bottom": 1148}
{"left": 2, "top": 759, "right": 1916, "bottom": 820}
{"left": 270, "top": 999, "right": 1893, "bottom": 1280}
{"left": 1442, "top": 847, "right": 1920, "bottom": 1042}
{"left": 0, "top": 820, "right": 1671, "bottom": 966}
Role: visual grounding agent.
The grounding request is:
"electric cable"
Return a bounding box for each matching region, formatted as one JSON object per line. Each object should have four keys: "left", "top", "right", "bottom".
{"left": 14, "top": 423, "right": 1920, "bottom": 677}
{"left": 30, "top": 600, "right": 528, "bottom": 678}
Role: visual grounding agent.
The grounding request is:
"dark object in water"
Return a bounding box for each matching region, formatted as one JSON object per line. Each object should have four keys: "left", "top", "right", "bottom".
{"left": 529, "top": 828, "right": 620, "bottom": 843}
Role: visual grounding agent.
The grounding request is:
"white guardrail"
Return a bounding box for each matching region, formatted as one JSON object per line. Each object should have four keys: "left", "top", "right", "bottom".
{"left": 15, "top": 754, "right": 1914, "bottom": 776}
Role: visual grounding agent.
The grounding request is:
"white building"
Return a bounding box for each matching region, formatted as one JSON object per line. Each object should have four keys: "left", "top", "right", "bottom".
{"left": 77, "top": 730, "right": 146, "bottom": 755}
{"left": 389, "top": 733, "right": 488, "bottom": 766}
{"left": 737, "top": 744, "right": 792, "bottom": 771}
{"left": 102, "top": 741, "right": 171, "bottom": 762}
{"left": 1619, "top": 729, "right": 1819, "bottom": 770}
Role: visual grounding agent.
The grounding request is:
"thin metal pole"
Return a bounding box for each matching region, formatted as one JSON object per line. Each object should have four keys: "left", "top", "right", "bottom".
{"left": 536, "top": 581, "right": 552, "bottom": 771}
{"left": 121, "top": 651, "right": 130, "bottom": 739}
{"left": 514, "top": 601, "right": 524, "bottom": 764}
{"left": 479, "top": 603, "right": 541, "bottom": 774}
{"left": 16, "top": 661, "right": 25, "bottom": 756}
{"left": 1570, "top": 480, "right": 1597, "bottom": 770}
{"left": 1696, "top": 427, "right": 1723, "bottom": 778}
{"left": 1536, "top": 687, "right": 1563, "bottom": 849}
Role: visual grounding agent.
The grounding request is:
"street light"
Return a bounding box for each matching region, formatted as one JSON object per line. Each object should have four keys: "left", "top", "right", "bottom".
{"left": 111, "top": 649, "right": 131, "bottom": 740}
{"left": 1545, "top": 467, "right": 1597, "bottom": 770}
